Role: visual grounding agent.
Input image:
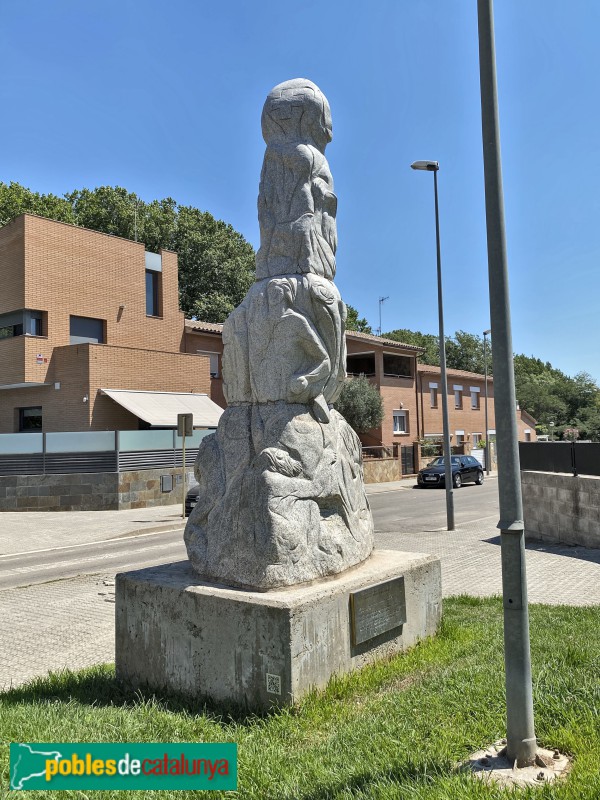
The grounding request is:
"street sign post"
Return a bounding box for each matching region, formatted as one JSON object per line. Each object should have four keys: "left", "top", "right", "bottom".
{"left": 177, "top": 413, "right": 194, "bottom": 519}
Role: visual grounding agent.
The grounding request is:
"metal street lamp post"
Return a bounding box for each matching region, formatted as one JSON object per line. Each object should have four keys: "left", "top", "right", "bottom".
{"left": 411, "top": 160, "right": 455, "bottom": 531}
{"left": 483, "top": 328, "right": 491, "bottom": 474}
{"left": 478, "top": 0, "right": 537, "bottom": 767}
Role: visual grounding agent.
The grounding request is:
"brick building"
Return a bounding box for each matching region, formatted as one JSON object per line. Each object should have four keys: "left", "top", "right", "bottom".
{"left": 183, "top": 324, "right": 537, "bottom": 452}
{"left": 0, "top": 215, "right": 219, "bottom": 432}
{"left": 0, "top": 214, "right": 536, "bottom": 447}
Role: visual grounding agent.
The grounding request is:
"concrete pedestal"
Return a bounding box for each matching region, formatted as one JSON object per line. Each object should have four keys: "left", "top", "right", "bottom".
{"left": 115, "top": 550, "right": 441, "bottom": 710}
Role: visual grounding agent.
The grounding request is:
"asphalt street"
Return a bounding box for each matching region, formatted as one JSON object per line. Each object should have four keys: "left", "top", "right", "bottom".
{"left": 0, "top": 480, "right": 500, "bottom": 590}
{"left": 369, "top": 478, "right": 499, "bottom": 533}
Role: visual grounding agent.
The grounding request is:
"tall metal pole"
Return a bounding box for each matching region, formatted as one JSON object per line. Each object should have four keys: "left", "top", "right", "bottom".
{"left": 483, "top": 330, "right": 490, "bottom": 475}
{"left": 433, "top": 169, "right": 455, "bottom": 531}
{"left": 477, "top": 0, "right": 537, "bottom": 767}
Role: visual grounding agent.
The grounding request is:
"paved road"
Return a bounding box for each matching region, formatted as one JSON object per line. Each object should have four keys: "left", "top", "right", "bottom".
{"left": 0, "top": 480, "right": 499, "bottom": 590}
{"left": 1, "top": 480, "right": 599, "bottom": 689}
{"left": 369, "top": 479, "right": 499, "bottom": 533}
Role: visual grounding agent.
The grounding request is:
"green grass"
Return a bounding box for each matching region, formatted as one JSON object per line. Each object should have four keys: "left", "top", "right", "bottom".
{"left": 1, "top": 597, "right": 599, "bottom": 799}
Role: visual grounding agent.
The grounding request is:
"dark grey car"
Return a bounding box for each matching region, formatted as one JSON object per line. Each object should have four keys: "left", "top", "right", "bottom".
{"left": 417, "top": 455, "right": 484, "bottom": 488}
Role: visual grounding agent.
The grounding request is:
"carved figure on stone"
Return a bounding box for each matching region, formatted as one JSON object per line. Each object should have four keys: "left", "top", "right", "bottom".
{"left": 185, "top": 79, "right": 374, "bottom": 590}
{"left": 256, "top": 79, "right": 337, "bottom": 281}
{"left": 223, "top": 273, "right": 346, "bottom": 410}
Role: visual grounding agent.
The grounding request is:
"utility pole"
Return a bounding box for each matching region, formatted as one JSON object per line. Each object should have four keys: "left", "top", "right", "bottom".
{"left": 478, "top": 0, "right": 537, "bottom": 767}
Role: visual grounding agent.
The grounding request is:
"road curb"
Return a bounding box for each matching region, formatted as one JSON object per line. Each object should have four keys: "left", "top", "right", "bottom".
{"left": 110, "top": 522, "right": 186, "bottom": 539}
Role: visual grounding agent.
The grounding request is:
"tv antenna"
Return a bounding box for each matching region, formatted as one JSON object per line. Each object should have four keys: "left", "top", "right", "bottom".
{"left": 377, "top": 296, "right": 389, "bottom": 336}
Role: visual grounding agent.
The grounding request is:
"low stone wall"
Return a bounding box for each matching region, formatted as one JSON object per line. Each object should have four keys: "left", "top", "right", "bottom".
{"left": 363, "top": 457, "right": 403, "bottom": 484}
{"left": 0, "top": 467, "right": 195, "bottom": 512}
{"left": 522, "top": 470, "right": 600, "bottom": 549}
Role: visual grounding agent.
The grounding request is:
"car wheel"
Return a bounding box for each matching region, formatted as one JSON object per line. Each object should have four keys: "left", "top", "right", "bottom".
{"left": 453, "top": 473, "right": 462, "bottom": 488}
{"left": 475, "top": 470, "right": 484, "bottom": 485}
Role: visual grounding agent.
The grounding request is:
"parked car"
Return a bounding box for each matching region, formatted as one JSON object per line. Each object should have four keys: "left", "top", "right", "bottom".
{"left": 417, "top": 455, "right": 484, "bottom": 488}
{"left": 185, "top": 483, "right": 200, "bottom": 516}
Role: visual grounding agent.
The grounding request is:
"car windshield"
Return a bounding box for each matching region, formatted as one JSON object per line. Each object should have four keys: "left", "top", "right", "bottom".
{"left": 429, "top": 457, "right": 461, "bottom": 466}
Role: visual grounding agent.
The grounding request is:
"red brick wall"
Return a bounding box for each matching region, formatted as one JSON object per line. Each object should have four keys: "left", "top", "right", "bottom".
{"left": 183, "top": 330, "right": 227, "bottom": 408}
{"left": 0, "top": 344, "right": 211, "bottom": 433}
{"left": 0, "top": 216, "right": 25, "bottom": 315}
{"left": 418, "top": 370, "right": 495, "bottom": 443}
{"left": 18, "top": 215, "right": 185, "bottom": 387}
{"left": 86, "top": 344, "right": 211, "bottom": 431}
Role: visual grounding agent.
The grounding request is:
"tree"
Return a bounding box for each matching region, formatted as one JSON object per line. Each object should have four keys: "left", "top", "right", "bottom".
{"left": 0, "top": 181, "right": 256, "bottom": 323}
{"left": 345, "top": 304, "right": 372, "bottom": 334}
{"left": 444, "top": 330, "right": 490, "bottom": 374}
{"left": 383, "top": 328, "right": 440, "bottom": 365}
{"left": 334, "top": 376, "right": 384, "bottom": 434}
{"left": 0, "top": 181, "right": 74, "bottom": 227}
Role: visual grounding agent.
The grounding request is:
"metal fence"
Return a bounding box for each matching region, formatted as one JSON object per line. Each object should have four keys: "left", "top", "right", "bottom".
{"left": 0, "top": 429, "right": 214, "bottom": 476}
{"left": 519, "top": 441, "right": 600, "bottom": 477}
{"left": 361, "top": 446, "right": 394, "bottom": 460}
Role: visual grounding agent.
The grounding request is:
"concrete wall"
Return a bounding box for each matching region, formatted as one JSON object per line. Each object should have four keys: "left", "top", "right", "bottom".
{"left": 0, "top": 467, "right": 195, "bottom": 511}
{"left": 522, "top": 470, "right": 600, "bottom": 549}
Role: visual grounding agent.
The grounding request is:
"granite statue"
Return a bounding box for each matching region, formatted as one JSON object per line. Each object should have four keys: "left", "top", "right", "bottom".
{"left": 185, "top": 79, "right": 374, "bottom": 590}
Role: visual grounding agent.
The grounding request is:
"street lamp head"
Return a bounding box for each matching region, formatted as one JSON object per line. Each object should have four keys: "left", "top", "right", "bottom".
{"left": 411, "top": 160, "right": 439, "bottom": 171}
{"left": 483, "top": 329, "right": 491, "bottom": 336}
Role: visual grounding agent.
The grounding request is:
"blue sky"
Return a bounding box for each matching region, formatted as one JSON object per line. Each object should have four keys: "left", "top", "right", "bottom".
{"left": 2, "top": 1, "right": 599, "bottom": 380}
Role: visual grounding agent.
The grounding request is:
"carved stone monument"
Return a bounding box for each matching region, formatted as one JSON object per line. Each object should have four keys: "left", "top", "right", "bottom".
{"left": 115, "top": 80, "right": 441, "bottom": 710}
{"left": 184, "top": 79, "right": 373, "bottom": 590}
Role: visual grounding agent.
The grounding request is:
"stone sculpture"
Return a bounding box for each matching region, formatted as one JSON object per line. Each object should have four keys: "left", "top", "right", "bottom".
{"left": 185, "top": 79, "right": 374, "bottom": 590}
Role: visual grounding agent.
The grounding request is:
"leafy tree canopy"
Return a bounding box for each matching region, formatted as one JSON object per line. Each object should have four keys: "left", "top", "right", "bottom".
{"left": 0, "top": 182, "right": 256, "bottom": 323}
{"left": 383, "top": 328, "right": 440, "bottom": 365}
{"left": 345, "top": 304, "right": 372, "bottom": 334}
{"left": 334, "top": 375, "right": 384, "bottom": 434}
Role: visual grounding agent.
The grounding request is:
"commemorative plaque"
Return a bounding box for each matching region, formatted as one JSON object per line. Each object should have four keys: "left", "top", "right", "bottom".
{"left": 349, "top": 576, "right": 406, "bottom": 646}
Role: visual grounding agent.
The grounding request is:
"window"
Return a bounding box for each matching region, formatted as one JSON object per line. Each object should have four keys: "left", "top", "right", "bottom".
{"left": 393, "top": 410, "right": 408, "bottom": 434}
{"left": 383, "top": 353, "right": 412, "bottom": 378}
{"left": 525, "top": 430, "right": 531, "bottom": 442}
{"left": 0, "top": 322, "right": 21, "bottom": 339}
{"left": 454, "top": 385, "right": 463, "bottom": 409}
{"left": 197, "top": 350, "right": 220, "bottom": 378}
{"left": 70, "top": 316, "right": 104, "bottom": 344}
{"left": 19, "top": 407, "right": 42, "bottom": 431}
{"left": 30, "top": 315, "right": 42, "bottom": 335}
{"left": 470, "top": 387, "right": 480, "bottom": 409}
{"left": 429, "top": 383, "right": 438, "bottom": 408}
{"left": 455, "top": 430, "right": 465, "bottom": 445}
{"left": 472, "top": 433, "right": 482, "bottom": 447}
{"left": 146, "top": 270, "right": 161, "bottom": 316}
{"left": 0, "top": 309, "right": 43, "bottom": 339}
